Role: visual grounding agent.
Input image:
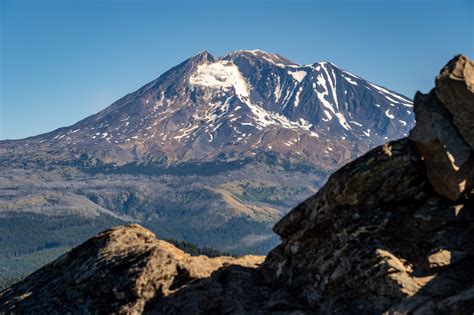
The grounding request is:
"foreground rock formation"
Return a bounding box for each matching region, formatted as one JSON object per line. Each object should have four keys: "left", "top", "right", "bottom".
{"left": 1, "top": 55, "right": 472, "bottom": 314}
{"left": 409, "top": 54, "right": 474, "bottom": 200}
{"left": 0, "top": 224, "right": 263, "bottom": 314}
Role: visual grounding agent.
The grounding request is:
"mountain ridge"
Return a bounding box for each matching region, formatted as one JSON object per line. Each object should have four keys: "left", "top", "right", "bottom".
{"left": 0, "top": 49, "right": 413, "bottom": 169}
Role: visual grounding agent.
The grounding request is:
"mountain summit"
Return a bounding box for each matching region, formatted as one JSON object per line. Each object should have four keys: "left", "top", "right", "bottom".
{"left": 1, "top": 49, "right": 413, "bottom": 168}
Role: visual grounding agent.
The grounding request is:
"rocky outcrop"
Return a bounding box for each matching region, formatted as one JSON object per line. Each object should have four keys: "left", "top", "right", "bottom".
{"left": 409, "top": 55, "right": 474, "bottom": 200}
{"left": 436, "top": 55, "right": 474, "bottom": 148}
{"left": 0, "top": 55, "right": 473, "bottom": 314}
{"left": 261, "top": 138, "right": 473, "bottom": 314}
{"left": 0, "top": 224, "right": 263, "bottom": 314}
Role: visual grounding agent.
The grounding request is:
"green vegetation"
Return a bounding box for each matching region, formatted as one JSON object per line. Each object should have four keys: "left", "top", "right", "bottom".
{"left": 165, "top": 239, "right": 231, "bottom": 257}
{"left": 0, "top": 210, "right": 260, "bottom": 288}
{"left": 239, "top": 184, "right": 304, "bottom": 205}
{"left": 82, "top": 159, "right": 252, "bottom": 177}
{"left": 146, "top": 215, "right": 278, "bottom": 256}
{"left": 220, "top": 180, "right": 311, "bottom": 206}
{"left": 0, "top": 211, "right": 274, "bottom": 283}
{"left": 0, "top": 213, "right": 124, "bottom": 280}
{"left": 0, "top": 247, "right": 69, "bottom": 291}
{"left": 0, "top": 215, "right": 238, "bottom": 291}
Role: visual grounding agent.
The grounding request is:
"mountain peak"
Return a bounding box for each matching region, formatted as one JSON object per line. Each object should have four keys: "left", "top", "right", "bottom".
{"left": 0, "top": 49, "right": 414, "bottom": 169}
{"left": 187, "top": 50, "right": 215, "bottom": 64}
{"left": 190, "top": 50, "right": 339, "bottom": 70}
{"left": 223, "top": 49, "right": 297, "bottom": 66}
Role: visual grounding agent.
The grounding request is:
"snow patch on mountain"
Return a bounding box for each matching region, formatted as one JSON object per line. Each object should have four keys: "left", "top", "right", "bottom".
{"left": 294, "top": 86, "right": 303, "bottom": 107}
{"left": 288, "top": 70, "right": 307, "bottom": 83}
{"left": 342, "top": 75, "right": 358, "bottom": 85}
{"left": 385, "top": 109, "right": 395, "bottom": 119}
{"left": 335, "top": 113, "right": 351, "bottom": 131}
{"left": 274, "top": 76, "right": 282, "bottom": 101}
{"left": 189, "top": 61, "right": 249, "bottom": 97}
{"left": 321, "top": 64, "right": 339, "bottom": 111}
{"left": 367, "top": 82, "right": 413, "bottom": 107}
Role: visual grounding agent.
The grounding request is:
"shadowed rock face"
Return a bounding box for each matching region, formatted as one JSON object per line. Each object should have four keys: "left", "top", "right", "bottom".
{"left": 261, "top": 138, "right": 473, "bottom": 314}
{"left": 0, "top": 55, "right": 472, "bottom": 314}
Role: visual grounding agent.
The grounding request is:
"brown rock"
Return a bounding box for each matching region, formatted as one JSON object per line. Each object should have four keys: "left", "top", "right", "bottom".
{"left": 409, "top": 90, "right": 473, "bottom": 200}
{"left": 261, "top": 136, "right": 474, "bottom": 314}
{"left": 409, "top": 55, "right": 474, "bottom": 200}
{"left": 0, "top": 224, "right": 264, "bottom": 314}
{"left": 436, "top": 54, "right": 474, "bottom": 149}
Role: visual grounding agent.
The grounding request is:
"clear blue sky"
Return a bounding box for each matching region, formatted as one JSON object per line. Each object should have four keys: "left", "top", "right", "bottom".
{"left": 1, "top": 0, "right": 473, "bottom": 140}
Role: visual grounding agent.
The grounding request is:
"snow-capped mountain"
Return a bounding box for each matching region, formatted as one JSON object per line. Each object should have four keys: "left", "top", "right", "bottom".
{"left": 0, "top": 50, "right": 415, "bottom": 271}
{"left": 1, "top": 49, "right": 413, "bottom": 169}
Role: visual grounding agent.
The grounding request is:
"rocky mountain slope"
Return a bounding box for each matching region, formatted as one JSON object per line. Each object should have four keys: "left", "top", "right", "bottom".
{"left": 0, "top": 50, "right": 413, "bottom": 278}
{"left": 0, "top": 50, "right": 412, "bottom": 167}
{"left": 1, "top": 54, "right": 471, "bottom": 314}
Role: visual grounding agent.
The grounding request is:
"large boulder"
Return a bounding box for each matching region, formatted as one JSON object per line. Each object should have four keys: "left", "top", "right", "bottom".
{"left": 409, "top": 55, "right": 473, "bottom": 200}
{"left": 436, "top": 55, "right": 474, "bottom": 148}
